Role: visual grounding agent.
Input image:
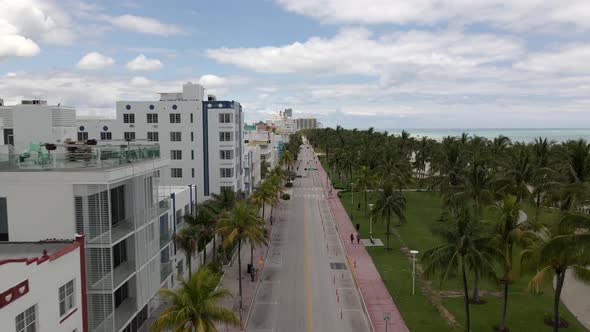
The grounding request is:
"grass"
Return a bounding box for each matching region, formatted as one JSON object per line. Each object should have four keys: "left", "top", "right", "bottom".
{"left": 338, "top": 190, "right": 588, "bottom": 332}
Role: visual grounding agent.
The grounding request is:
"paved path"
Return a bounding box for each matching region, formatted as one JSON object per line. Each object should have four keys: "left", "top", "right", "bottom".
{"left": 311, "top": 144, "right": 409, "bottom": 332}
{"left": 560, "top": 269, "right": 590, "bottom": 330}
{"left": 245, "top": 144, "right": 371, "bottom": 332}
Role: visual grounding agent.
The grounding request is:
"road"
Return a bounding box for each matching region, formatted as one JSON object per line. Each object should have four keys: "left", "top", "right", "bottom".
{"left": 245, "top": 144, "right": 372, "bottom": 332}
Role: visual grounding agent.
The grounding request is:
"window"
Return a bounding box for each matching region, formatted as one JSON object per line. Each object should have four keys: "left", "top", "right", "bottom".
{"left": 15, "top": 305, "right": 36, "bottom": 332}
{"left": 171, "top": 168, "right": 183, "bottom": 178}
{"left": 190, "top": 113, "right": 193, "bottom": 123}
{"left": 124, "top": 132, "right": 135, "bottom": 141}
{"left": 115, "top": 283, "right": 129, "bottom": 308}
{"left": 110, "top": 185, "right": 126, "bottom": 226}
{"left": 0, "top": 197, "right": 8, "bottom": 241}
{"left": 147, "top": 132, "right": 159, "bottom": 142}
{"left": 220, "top": 168, "right": 233, "bottom": 178}
{"left": 172, "top": 104, "right": 177, "bottom": 110}
{"left": 171, "top": 150, "right": 182, "bottom": 160}
{"left": 123, "top": 114, "right": 135, "bottom": 124}
{"left": 77, "top": 132, "right": 88, "bottom": 141}
{"left": 176, "top": 210, "right": 182, "bottom": 225}
{"left": 219, "top": 113, "right": 232, "bottom": 123}
{"left": 191, "top": 168, "right": 195, "bottom": 178}
{"left": 191, "top": 132, "right": 194, "bottom": 142}
{"left": 100, "top": 132, "right": 112, "bottom": 141}
{"left": 191, "top": 150, "right": 194, "bottom": 160}
{"left": 113, "top": 240, "right": 127, "bottom": 269}
{"left": 220, "top": 150, "right": 233, "bottom": 160}
{"left": 219, "top": 132, "right": 232, "bottom": 141}
{"left": 147, "top": 113, "right": 158, "bottom": 123}
{"left": 177, "top": 259, "right": 184, "bottom": 276}
{"left": 170, "top": 132, "right": 181, "bottom": 142}
{"left": 59, "top": 279, "right": 76, "bottom": 316}
{"left": 184, "top": 204, "right": 190, "bottom": 217}
{"left": 170, "top": 113, "right": 181, "bottom": 123}
{"left": 149, "top": 104, "right": 155, "bottom": 110}
{"left": 125, "top": 104, "right": 131, "bottom": 110}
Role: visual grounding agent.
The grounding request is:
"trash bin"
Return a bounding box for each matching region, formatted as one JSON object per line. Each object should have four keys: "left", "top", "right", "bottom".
{"left": 247, "top": 263, "right": 253, "bottom": 274}
{"left": 356, "top": 223, "right": 360, "bottom": 231}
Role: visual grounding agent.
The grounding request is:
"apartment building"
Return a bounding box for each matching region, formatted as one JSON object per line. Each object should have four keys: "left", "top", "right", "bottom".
{"left": 0, "top": 99, "right": 77, "bottom": 152}
{"left": 0, "top": 238, "right": 84, "bottom": 332}
{"left": 0, "top": 142, "right": 194, "bottom": 332}
{"left": 77, "top": 82, "right": 244, "bottom": 201}
{"left": 244, "top": 125, "right": 283, "bottom": 178}
{"left": 294, "top": 117, "right": 318, "bottom": 130}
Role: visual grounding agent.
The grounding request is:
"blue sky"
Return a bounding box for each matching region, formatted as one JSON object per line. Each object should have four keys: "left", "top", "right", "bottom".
{"left": 1, "top": 0, "right": 590, "bottom": 129}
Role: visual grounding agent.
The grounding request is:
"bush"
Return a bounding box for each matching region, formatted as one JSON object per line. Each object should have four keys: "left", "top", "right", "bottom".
{"left": 282, "top": 193, "right": 291, "bottom": 200}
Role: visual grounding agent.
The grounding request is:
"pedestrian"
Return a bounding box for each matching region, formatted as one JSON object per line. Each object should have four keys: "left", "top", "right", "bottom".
{"left": 350, "top": 233, "right": 354, "bottom": 244}
{"left": 356, "top": 233, "right": 360, "bottom": 244}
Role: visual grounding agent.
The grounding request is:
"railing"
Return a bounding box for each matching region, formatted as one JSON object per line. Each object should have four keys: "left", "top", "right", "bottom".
{"left": 160, "top": 232, "right": 172, "bottom": 249}
{"left": 160, "top": 261, "right": 173, "bottom": 283}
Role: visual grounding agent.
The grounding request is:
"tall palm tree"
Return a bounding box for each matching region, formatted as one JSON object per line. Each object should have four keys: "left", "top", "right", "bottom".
{"left": 523, "top": 213, "right": 590, "bottom": 332}
{"left": 217, "top": 201, "right": 268, "bottom": 309}
{"left": 356, "top": 165, "right": 377, "bottom": 216}
{"left": 373, "top": 182, "right": 406, "bottom": 250}
{"left": 173, "top": 226, "right": 199, "bottom": 276}
{"left": 251, "top": 180, "right": 276, "bottom": 223}
{"left": 422, "top": 208, "right": 498, "bottom": 332}
{"left": 196, "top": 202, "right": 219, "bottom": 262}
{"left": 210, "top": 187, "right": 237, "bottom": 213}
{"left": 151, "top": 265, "right": 239, "bottom": 332}
{"left": 492, "top": 195, "right": 537, "bottom": 331}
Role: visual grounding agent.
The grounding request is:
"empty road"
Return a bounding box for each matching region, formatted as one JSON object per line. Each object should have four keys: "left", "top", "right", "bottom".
{"left": 245, "top": 144, "right": 372, "bottom": 332}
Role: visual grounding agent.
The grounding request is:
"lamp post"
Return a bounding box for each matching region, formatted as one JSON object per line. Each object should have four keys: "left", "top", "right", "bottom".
{"left": 350, "top": 183, "right": 355, "bottom": 205}
{"left": 368, "top": 203, "right": 374, "bottom": 239}
{"left": 410, "top": 250, "right": 419, "bottom": 295}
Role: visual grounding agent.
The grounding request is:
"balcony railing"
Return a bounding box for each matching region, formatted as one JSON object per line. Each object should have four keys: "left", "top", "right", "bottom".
{"left": 115, "top": 297, "right": 137, "bottom": 332}
{"left": 160, "top": 232, "right": 172, "bottom": 249}
{"left": 113, "top": 261, "right": 135, "bottom": 289}
{"left": 160, "top": 261, "right": 173, "bottom": 283}
{"left": 112, "top": 219, "right": 134, "bottom": 244}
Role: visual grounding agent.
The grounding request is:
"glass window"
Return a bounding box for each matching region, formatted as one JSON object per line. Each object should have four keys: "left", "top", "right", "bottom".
{"left": 123, "top": 114, "right": 135, "bottom": 124}
{"left": 170, "top": 113, "right": 181, "bottom": 123}
{"left": 171, "top": 168, "right": 183, "bottom": 178}
{"left": 170, "top": 132, "right": 181, "bottom": 142}
{"left": 110, "top": 185, "right": 126, "bottom": 226}
{"left": 191, "top": 168, "right": 195, "bottom": 178}
{"left": 124, "top": 132, "right": 135, "bottom": 141}
{"left": 77, "top": 132, "right": 88, "bottom": 141}
{"left": 219, "top": 113, "right": 232, "bottom": 123}
{"left": 191, "top": 132, "right": 194, "bottom": 142}
{"left": 220, "top": 150, "right": 233, "bottom": 160}
{"left": 59, "top": 279, "right": 76, "bottom": 316}
{"left": 0, "top": 197, "right": 8, "bottom": 241}
{"left": 15, "top": 304, "right": 36, "bottom": 332}
{"left": 190, "top": 113, "right": 193, "bottom": 123}
{"left": 220, "top": 168, "right": 233, "bottom": 178}
{"left": 171, "top": 150, "right": 182, "bottom": 160}
{"left": 115, "top": 283, "right": 128, "bottom": 308}
{"left": 100, "top": 132, "right": 112, "bottom": 141}
{"left": 147, "top": 113, "right": 158, "bottom": 123}
{"left": 113, "top": 240, "right": 127, "bottom": 268}
{"left": 147, "top": 132, "right": 159, "bottom": 142}
{"left": 219, "top": 132, "right": 232, "bottom": 141}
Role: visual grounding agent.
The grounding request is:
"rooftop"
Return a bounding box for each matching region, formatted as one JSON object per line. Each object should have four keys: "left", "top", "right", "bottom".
{"left": 0, "top": 240, "right": 78, "bottom": 262}
{"left": 0, "top": 141, "right": 161, "bottom": 171}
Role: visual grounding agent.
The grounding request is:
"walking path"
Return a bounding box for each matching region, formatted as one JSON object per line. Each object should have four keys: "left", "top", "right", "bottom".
{"left": 560, "top": 269, "right": 590, "bottom": 330}
{"left": 314, "top": 150, "right": 409, "bottom": 332}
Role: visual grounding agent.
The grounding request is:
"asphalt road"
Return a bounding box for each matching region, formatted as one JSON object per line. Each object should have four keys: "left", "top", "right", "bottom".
{"left": 245, "top": 144, "right": 371, "bottom": 332}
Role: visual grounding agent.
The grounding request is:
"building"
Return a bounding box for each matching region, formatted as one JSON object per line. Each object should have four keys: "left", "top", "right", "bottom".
{"left": 244, "top": 125, "right": 284, "bottom": 179}
{"left": 294, "top": 117, "right": 318, "bottom": 130}
{"left": 0, "top": 238, "right": 85, "bottom": 332}
{"left": 77, "top": 82, "right": 244, "bottom": 201}
{"left": 0, "top": 99, "right": 77, "bottom": 152}
{"left": 0, "top": 142, "right": 196, "bottom": 332}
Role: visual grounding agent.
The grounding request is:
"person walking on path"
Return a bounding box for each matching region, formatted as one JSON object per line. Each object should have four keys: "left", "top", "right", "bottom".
{"left": 356, "top": 233, "right": 360, "bottom": 244}
{"left": 350, "top": 233, "right": 354, "bottom": 244}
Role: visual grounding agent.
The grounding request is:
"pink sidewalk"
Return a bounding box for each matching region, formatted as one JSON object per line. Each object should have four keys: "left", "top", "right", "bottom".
{"left": 317, "top": 160, "right": 409, "bottom": 332}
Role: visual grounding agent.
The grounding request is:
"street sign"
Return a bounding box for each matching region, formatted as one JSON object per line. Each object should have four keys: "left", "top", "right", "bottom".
{"left": 383, "top": 312, "right": 391, "bottom": 321}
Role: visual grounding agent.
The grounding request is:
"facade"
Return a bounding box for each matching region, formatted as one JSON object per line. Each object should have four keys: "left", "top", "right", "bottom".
{"left": 0, "top": 238, "right": 85, "bottom": 332}
{"left": 0, "top": 99, "right": 77, "bottom": 152}
{"left": 77, "top": 82, "right": 244, "bottom": 201}
{"left": 294, "top": 117, "right": 318, "bottom": 130}
{"left": 244, "top": 125, "right": 284, "bottom": 180}
{"left": 0, "top": 143, "right": 195, "bottom": 332}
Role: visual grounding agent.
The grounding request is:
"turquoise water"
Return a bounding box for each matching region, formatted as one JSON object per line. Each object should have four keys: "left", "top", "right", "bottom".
{"left": 385, "top": 128, "right": 590, "bottom": 143}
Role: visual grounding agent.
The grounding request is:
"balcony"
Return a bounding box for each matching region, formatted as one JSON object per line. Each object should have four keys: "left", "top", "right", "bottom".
{"left": 112, "top": 219, "right": 134, "bottom": 244}
{"left": 113, "top": 261, "right": 135, "bottom": 289}
{"left": 160, "top": 261, "right": 173, "bottom": 283}
{"left": 160, "top": 231, "right": 172, "bottom": 249}
{"left": 115, "top": 297, "right": 137, "bottom": 332}
{"left": 158, "top": 198, "right": 170, "bottom": 214}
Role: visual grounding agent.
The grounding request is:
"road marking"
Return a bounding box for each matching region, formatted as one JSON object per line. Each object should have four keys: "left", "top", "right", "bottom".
{"left": 304, "top": 162, "right": 313, "bottom": 332}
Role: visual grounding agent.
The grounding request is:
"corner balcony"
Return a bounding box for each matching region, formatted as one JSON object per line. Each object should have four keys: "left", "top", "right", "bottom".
{"left": 115, "top": 297, "right": 137, "bottom": 332}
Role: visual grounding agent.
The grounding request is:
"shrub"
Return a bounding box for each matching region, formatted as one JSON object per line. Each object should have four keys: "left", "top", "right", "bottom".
{"left": 282, "top": 193, "right": 291, "bottom": 200}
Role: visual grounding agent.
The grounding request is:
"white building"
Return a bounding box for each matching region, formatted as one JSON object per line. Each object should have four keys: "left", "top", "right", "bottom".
{"left": 243, "top": 124, "right": 284, "bottom": 179}
{"left": 294, "top": 117, "right": 318, "bottom": 130}
{"left": 77, "top": 82, "right": 244, "bottom": 201}
{"left": 0, "top": 142, "right": 195, "bottom": 332}
{"left": 0, "top": 99, "right": 77, "bottom": 153}
{"left": 0, "top": 238, "right": 84, "bottom": 332}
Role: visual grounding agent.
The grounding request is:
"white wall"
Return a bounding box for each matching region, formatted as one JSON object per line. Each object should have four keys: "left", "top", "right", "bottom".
{"left": 0, "top": 246, "right": 83, "bottom": 332}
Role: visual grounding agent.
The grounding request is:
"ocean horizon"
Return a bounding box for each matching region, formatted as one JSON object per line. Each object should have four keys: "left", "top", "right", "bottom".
{"left": 383, "top": 128, "right": 590, "bottom": 143}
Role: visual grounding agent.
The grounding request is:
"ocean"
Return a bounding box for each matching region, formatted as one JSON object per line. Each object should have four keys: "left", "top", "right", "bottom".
{"left": 385, "top": 128, "right": 590, "bottom": 143}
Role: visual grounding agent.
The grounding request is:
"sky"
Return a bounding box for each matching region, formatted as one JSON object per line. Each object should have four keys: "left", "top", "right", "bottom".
{"left": 1, "top": 0, "right": 590, "bottom": 129}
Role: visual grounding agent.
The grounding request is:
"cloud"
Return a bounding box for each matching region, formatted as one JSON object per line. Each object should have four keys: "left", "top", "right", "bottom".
{"left": 515, "top": 44, "right": 590, "bottom": 73}
{"left": 126, "top": 54, "right": 163, "bottom": 71}
{"left": 107, "top": 15, "right": 183, "bottom": 36}
{"left": 207, "top": 28, "right": 522, "bottom": 75}
{"left": 276, "top": 0, "right": 590, "bottom": 31}
{"left": 0, "top": 34, "right": 40, "bottom": 58}
{"left": 77, "top": 52, "right": 115, "bottom": 70}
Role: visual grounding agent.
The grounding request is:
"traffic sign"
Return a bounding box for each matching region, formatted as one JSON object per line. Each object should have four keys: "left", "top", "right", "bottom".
{"left": 383, "top": 312, "right": 391, "bottom": 321}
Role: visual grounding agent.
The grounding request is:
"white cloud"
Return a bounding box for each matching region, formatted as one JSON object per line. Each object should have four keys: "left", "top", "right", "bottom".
{"left": 130, "top": 76, "right": 151, "bottom": 86}
{"left": 515, "top": 44, "right": 590, "bottom": 73}
{"left": 198, "top": 74, "right": 227, "bottom": 88}
{"left": 107, "top": 15, "right": 183, "bottom": 36}
{"left": 207, "top": 28, "right": 522, "bottom": 75}
{"left": 77, "top": 52, "right": 115, "bottom": 70}
{"left": 126, "top": 54, "right": 163, "bottom": 71}
{"left": 0, "top": 34, "right": 40, "bottom": 58}
{"left": 276, "top": 0, "right": 590, "bottom": 31}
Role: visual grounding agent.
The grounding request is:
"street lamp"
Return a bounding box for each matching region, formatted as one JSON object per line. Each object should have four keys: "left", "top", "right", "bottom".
{"left": 350, "top": 182, "right": 355, "bottom": 205}
{"left": 410, "top": 250, "right": 419, "bottom": 295}
{"left": 368, "top": 203, "right": 374, "bottom": 239}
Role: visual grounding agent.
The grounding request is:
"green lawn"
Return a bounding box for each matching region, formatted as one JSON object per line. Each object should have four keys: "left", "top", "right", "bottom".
{"left": 338, "top": 190, "right": 588, "bottom": 332}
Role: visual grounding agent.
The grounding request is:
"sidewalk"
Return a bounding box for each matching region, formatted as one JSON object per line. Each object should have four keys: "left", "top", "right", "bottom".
{"left": 317, "top": 159, "right": 409, "bottom": 332}
{"left": 560, "top": 269, "right": 590, "bottom": 330}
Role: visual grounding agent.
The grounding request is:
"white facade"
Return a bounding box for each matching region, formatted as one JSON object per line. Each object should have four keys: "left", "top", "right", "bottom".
{"left": 77, "top": 83, "right": 244, "bottom": 201}
{"left": 0, "top": 144, "right": 195, "bottom": 332}
{"left": 295, "top": 117, "right": 318, "bottom": 130}
{"left": 0, "top": 100, "right": 77, "bottom": 152}
{"left": 0, "top": 240, "right": 84, "bottom": 332}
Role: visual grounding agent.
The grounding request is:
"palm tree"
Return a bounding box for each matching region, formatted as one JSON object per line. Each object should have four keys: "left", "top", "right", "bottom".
{"left": 217, "top": 201, "right": 268, "bottom": 309}
{"left": 151, "top": 265, "right": 239, "bottom": 332}
{"left": 422, "top": 208, "right": 498, "bottom": 332}
{"left": 173, "top": 227, "right": 198, "bottom": 276}
{"left": 373, "top": 182, "right": 406, "bottom": 250}
{"left": 210, "top": 187, "right": 237, "bottom": 213}
{"left": 356, "top": 165, "right": 377, "bottom": 216}
{"left": 196, "top": 202, "right": 219, "bottom": 262}
{"left": 492, "top": 195, "right": 536, "bottom": 331}
{"left": 523, "top": 213, "right": 590, "bottom": 332}
{"left": 251, "top": 180, "right": 276, "bottom": 223}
